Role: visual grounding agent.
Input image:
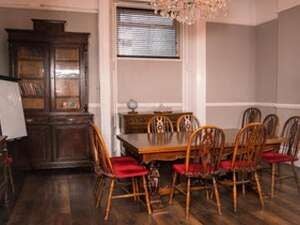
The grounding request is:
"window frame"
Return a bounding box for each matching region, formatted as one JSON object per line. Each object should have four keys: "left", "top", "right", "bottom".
{"left": 116, "top": 7, "right": 180, "bottom": 59}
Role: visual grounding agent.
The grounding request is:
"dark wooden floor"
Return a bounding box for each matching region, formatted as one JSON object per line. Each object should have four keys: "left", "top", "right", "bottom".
{"left": 4, "top": 165, "right": 300, "bottom": 225}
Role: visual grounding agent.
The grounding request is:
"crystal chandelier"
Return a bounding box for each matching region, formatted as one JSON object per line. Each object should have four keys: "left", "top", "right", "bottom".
{"left": 150, "top": 0, "right": 229, "bottom": 25}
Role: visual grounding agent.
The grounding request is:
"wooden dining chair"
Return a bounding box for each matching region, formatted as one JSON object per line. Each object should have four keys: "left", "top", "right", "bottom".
{"left": 219, "top": 123, "right": 266, "bottom": 212}
{"left": 241, "top": 107, "right": 262, "bottom": 128}
{"left": 169, "top": 126, "right": 225, "bottom": 219}
{"left": 176, "top": 114, "right": 200, "bottom": 132}
{"left": 263, "top": 114, "right": 279, "bottom": 138}
{"left": 89, "top": 123, "right": 152, "bottom": 220}
{"left": 147, "top": 115, "right": 174, "bottom": 134}
{"left": 262, "top": 116, "right": 300, "bottom": 198}
{"left": 89, "top": 123, "right": 138, "bottom": 200}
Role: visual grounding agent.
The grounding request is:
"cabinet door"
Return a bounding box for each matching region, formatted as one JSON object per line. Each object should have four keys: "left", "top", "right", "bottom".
{"left": 14, "top": 44, "right": 50, "bottom": 112}
{"left": 53, "top": 124, "right": 90, "bottom": 162}
{"left": 52, "top": 47, "right": 86, "bottom": 112}
{"left": 26, "top": 125, "right": 51, "bottom": 164}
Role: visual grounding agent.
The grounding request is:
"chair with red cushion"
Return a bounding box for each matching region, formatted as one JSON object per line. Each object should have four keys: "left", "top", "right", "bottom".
{"left": 89, "top": 123, "right": 138, "bottom": 199}
{"left": 89, "top": 123, "right": 151, "bottom": 220}
{"left": 219, "top": 123, "right": 266, "bottom": 212}
{"left": 169, "top": 126, "right": 225, "bottom": 219}
{"left": 262, "top": 116, "right": 300, "bottom": 198}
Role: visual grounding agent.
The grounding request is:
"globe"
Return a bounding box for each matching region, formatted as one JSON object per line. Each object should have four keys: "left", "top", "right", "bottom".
{"left": 127, "top": 99, "right": 138, "bottom": 113}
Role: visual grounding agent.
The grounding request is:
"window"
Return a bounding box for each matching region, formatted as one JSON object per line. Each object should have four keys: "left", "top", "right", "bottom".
{"left": 117, "top": 7, "right": 179, "bottom": 58}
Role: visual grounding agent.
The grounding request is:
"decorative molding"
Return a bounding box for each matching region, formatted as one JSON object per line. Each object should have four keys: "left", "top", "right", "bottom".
{"left": 92, "top": 102, "right": 300, "bottom": 110}
{"left": 206, "top": 102, "right": 264, "bottom": 107}
{"left": 39, "top": 4, "right": 98, "bottom": 13}
{"left": 206, "top": 102, "right": 300, "bottom": 110}
{"left": 117, "top": 102, "right": 183, "bottom": 108}
{"left": 182, "top": 24, "right": 191, "bottom": 112}
{"left": 276, "top": 103, "right": 300, "bottom": 110}
{"left": 98, "top": 0, "right": 113, "bottom": 150}
{"left": 88, "top": 103, "right": 101, "bottom": 108}
{"left": 0, "top": 3, "right": 98, "bottom": 13}
{"left": 278, "top": 0, "right": 300, "bottom": 13}
{"left": 195, "top": 21, "right": 207, "bottom": 124}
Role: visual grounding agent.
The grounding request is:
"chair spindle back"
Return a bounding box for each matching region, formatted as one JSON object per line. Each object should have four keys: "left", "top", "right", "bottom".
{"left": 147, "top": 115, "right": 174, "bottom": 134}
{"left": 241, "top": 107, "right": 262, "bottom": 128}
{"left": 177, "top": 114, "right": 200, "bottom": 132}
{"left": 263, "top": 114, "right": 279, "bottom": 138}
{"left": 280, "top": 116, "right": 300, "bottom": 158}
{"left": 232, "top": 123, "right": 266, "bottom": 171}
{"left": 185, "top": 126, "right": 225, "bottom": 176}
{"left": 89, "top": 122, "right": 113, "bottom": 175}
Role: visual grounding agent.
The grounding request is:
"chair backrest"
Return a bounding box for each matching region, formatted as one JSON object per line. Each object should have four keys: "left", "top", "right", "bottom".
{"left": 280, "top": 116, "right": 300, "bottom": 158}
{"left": 89, "top": 122, "right": 113, "bottom": 175}
{"left": 176, "top": 114, "right": 200, "bottom": 132}
{"left": 147, "top": 115, "right": 174, "bottom": 134}
{"left": 241, "top": 107, "right": 262, "bottom": 128}
{"left": 232, "top": 123, "right": 266, "bottom": 171}
{"left": 263, "top": 114, "right": 279, "bottom": 138}
{"left": 185, "top": 126, "right": 225, "bottom": 176}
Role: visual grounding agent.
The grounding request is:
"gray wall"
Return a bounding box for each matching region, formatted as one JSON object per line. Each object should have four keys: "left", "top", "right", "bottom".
{"left": 206, "top": 22, "right": 257, "bottom": 128}
{"left": 0, "top": 7, "right": 100, "bottom": 125}
{"left": 277, "top": 6, "right": 300, "bottom": 136}
{"left": 117, "top": 59, "right": 182, "bottom": 104}
{"left": 278, "top": 6, "right": 300, "bottom": 105}
{"left": 255, "top": 20, "right": 278, "bottom": 103}
{"left": 206, "top": 23, "right": 256, "bottom": 103}
{"left": 206, "top": 6, "right": 300, "bottom": 139}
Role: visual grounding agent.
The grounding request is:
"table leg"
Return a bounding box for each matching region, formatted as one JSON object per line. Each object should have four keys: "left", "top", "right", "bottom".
{"left": 147, "top": 161, "right": 166, "bottom": 213}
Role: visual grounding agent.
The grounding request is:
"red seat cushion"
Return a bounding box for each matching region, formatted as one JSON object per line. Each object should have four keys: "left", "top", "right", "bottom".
{"left": 262, "top": 151, "right": 298, "bottom": 164}
{"left": 219, "top": 160, "right": 256, "bottom": 171}
{"left": 112, "top": 163, "right": 148, "bottom": 179}
{"left": 173, "top": 164, "right": 214, "bottom": 176}
{"left": 3, "top": 156, "right": 13, "bottom": 166}
{"left": 111, "top": 156, "right": 137, "bottom": 165}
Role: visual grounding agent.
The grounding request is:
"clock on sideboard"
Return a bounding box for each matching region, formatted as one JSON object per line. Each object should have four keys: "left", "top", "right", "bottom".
{"left": 6, "top": 19, "right": 93, "bottom": 169}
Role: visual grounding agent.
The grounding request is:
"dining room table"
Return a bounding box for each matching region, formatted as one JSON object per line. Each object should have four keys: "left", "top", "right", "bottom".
{"left": 117, "top": 129, "right": 284, "bottom": 164}
{"left": 116, "top": 128, "right": 285, "bottom": 212}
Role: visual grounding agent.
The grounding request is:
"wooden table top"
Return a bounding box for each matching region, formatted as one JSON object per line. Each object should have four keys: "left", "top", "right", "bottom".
{"left": 117, "top": 129, "right": 285, "bottom": 155}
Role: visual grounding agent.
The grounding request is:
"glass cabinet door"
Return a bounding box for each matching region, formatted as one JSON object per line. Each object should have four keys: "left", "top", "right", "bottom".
{"left": 54, "top": 47, "right": 81, "bottom": 111}
{"left": 16, "top": 46, "right": 47, "bottom": 111}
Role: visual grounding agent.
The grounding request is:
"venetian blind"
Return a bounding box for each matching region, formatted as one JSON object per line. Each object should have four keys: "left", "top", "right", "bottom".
{"left": 117, "top": 8, "right": 178, "bottom": 58}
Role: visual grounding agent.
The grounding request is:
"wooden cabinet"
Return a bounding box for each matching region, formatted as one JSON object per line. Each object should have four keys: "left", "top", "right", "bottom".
{"left": 6, "top": 19, "right": 93, "bottom": 169}
{"left": 119, "top": 111, "right": 193, "bottom": 134}
{"left": 26, "top": 125, "right": 51, "bottom": 165}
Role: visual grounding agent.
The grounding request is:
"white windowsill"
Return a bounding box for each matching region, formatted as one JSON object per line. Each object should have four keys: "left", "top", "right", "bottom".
{"left": 117, "top": 57, "right": 182, "bottom": 62}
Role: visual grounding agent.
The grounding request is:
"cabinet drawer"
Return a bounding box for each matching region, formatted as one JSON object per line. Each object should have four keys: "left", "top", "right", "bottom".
{"left": 124, "top": 116, "right": 152, "bottom": 125}
{"left": 25, "top": 116, "right": 49, "bottom": 124}
{"left": 50, "top": 115, "right": 92, "bottom": 124}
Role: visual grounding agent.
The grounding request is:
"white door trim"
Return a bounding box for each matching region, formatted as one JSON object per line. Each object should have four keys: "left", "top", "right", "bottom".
{"left": 98, "top": 0, "right": 113, "bottom": 151}
{"left": 195, "top": 21, "right": 207, "bottom": 125}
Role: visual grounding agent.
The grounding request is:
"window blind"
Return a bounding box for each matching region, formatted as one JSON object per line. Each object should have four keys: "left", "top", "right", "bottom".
{"left": 117, "top": 8, "right": 178, "bottom": 58}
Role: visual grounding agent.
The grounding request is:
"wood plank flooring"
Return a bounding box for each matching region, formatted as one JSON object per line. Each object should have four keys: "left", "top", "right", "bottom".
{"left": 4, "top": 165, "right": 300, "bottom": 225}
